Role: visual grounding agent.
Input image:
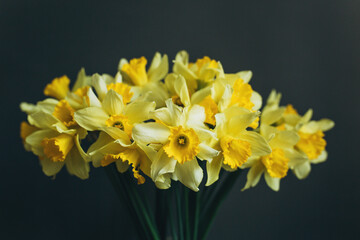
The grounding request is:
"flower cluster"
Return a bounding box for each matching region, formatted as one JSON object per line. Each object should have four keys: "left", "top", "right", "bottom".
{"left": 20, "top": 51, "right": 334, "bottom": 191}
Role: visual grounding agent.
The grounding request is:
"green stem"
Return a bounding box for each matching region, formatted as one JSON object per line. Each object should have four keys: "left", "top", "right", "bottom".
{"left": 156, "top": 188, "right": 167, "bottom": 239}
{"left": 184, "top": 187, "right": 191, "bottom": 240}
{"left": 168, "top": 190, "right": 178, "bottom": 240}
{"left": 175, "top": 184, "right": 185, "bottom": 240}
{"left": 199, "top": 170, "right": 242, "bottom": 240}
{"left": 123, "top": 171, "right": 160, "bottom": 240}
{"left": 192, "top": 191, "right": 201, "bottom": 240}
{"left": 104, "top": 165, "right": 149, "bottom": 240}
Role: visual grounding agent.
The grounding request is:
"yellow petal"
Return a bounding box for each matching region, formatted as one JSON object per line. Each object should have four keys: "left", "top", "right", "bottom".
{"left": 220, "top": 136, "right": 251, "bottom": 169}
{"left": 53, "top": 100, "right": 77, "bottom": 127}
{"left": 121, "top": 57, "right": 148, "bottom": 86}
{"left": 163, "top": 126, "right": 200, "bottom": 164}
{"left": 199, "top": 96, "right": 218, "bottom": 126}
{"left": 44, "top": 75, "right": 70, "bottom": 100}
{"left": 107, "top": 83, "right": 133, "bottom": 104}
{"left": 105, "top": 115, "right": 133, "bottom": 138}
{"left": 261, "top": 148, "right": 289, "bottom": 178}
{"left": 41, "top": 134, "right": 74, "bottom": 162}
{"left": 230, "top": 79, "right": 254, "bottom": 110}
{"left": 296, "top": 130, "right": 326, "bottom": 160}
{"left": 20, "top": 122, "right": 38, "bottom": 142}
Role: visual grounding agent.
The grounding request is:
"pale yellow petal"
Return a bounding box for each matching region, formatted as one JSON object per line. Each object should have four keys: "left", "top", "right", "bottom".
{"left": 102, "top": 90, "right": 124, "bottom": 116}
{"left": 147, "top": 53, "right": 169, "bottom": 82}
{"left": 65, "top": 147, "right": 90, "bottom": 180}
{"left": 197, "top": 143, "right": 220, "bottom": 162}
{"left": 174, "top": 159, "right": 203, "bottom": 192}
{"left": 264, "top": 172, "right": 280, "bottom": 191}
{"left": 132, "top": 122, "right": 170, "bottom": 145}
{"left": 242, "top": 161, "right": 264, "bottom": 191}
{"left": 151, "top": 149, "right": 177, "bottom": 183}
{"left": 74, "top": 107, "right": 108, "bottom": 131}
{"left": 238, "top": 131, "right": 272, "bottom": 157}
{"left": 124, "top": 100, "right": 156, "bottom": 124}
{"left": 205, "top": 155, "right": 222, "bottom": 186}
{"left": 293, "top": 161, "right": 311, "bottom": 179}
{"left": 40, "top": 157, "right": 65, "bottom": 177}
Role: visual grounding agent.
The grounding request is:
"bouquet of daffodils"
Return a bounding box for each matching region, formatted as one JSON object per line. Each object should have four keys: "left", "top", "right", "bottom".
{"left": 20, "top": 51, "right": 334, "bottom": 240}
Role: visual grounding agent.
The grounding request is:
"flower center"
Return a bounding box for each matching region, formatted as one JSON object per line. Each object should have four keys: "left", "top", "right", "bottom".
{"left": 163, "top": 126, "right": 200, "bottom": 164}
{"left": 177, "top": 135, "right": 188, "bottom": 146}
{"left": 53, "top": 100, "right": 77, "bottom": 127}
{"left": 106, "top": 115, "right": 133, "bottom": 138}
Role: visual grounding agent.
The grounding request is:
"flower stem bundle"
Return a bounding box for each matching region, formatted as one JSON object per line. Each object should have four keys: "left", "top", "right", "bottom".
{"left": 20, "top": 51, "right": 334, "bottom": 239}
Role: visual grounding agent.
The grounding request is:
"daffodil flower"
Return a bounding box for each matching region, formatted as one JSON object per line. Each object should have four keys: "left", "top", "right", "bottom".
{"left": 173, "top": 50, "right": 221, "bottom": 94}
{"left": 74, "top": 89, "right": 156, "bottom": 182}
{"left": 132, "top": 99, "right": 219, "bottom": 191}
{"left": 20, "top": 103, "right": 89, "bottom": 179}
{"left": 242, "top": 124, "right": 306, "bottom": 191}
{"left": 206, "top": 106, "right": 271, "bottom": 186}
{"left": 119, "top": 52, "right": 169, "bottom": 107}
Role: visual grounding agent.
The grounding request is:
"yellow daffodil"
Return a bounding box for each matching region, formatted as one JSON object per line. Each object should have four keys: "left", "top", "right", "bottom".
{"left": 74, "top": 89, "right": 156, "bottom": 182}
{"left": 209, "top": 69, "right": 262, "bottom": 128}
{"left": 20, "top": 105, "right": 89, "bottom": 179}
{"left": 259, "top": 90, "right": 334, "bottom": 180}
{"left": 206, "top": 106, "right": 271, "bottom": 186}
{"left": 242, "top": 124, "right": 306, "bottom": 191}
{"left": 172, "top": 51, "right": 221, "bottom": 94}
{"left": 119, "top": 52, "right": 169, "bottom": 107}
{"left": 132, "top": 99, "right": 219, "bottom": 191}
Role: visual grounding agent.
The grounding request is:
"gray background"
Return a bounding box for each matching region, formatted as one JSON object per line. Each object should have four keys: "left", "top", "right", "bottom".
{"left": 1, "top": 0, "right": 359, "bottom": 239}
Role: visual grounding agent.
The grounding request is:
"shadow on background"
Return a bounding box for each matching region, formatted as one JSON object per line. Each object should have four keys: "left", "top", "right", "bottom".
{"left": 1, "top": 1, "right": 359, "bottom": 239}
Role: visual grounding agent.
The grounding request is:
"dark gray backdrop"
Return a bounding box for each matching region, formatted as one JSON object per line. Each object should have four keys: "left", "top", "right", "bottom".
{"left": 1, "top": 1, "right": 359, "bottom": 239}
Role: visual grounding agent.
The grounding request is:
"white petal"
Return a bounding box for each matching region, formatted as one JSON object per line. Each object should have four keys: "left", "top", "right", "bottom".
{"left": 175, "top": 159, "right": 203, "bottom": 192}
{"left": 74, "top": 107, "right": 108, "bottom": 131}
